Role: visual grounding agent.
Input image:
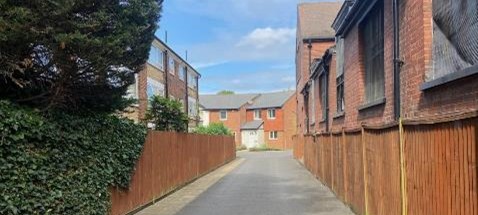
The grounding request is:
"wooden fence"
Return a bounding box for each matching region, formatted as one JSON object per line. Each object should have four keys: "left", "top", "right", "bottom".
{"left": 110, "top": 132, "right": 236, "bottom": 215}
{"left": 293, "top": 116, "right": 477, "bottom": 215}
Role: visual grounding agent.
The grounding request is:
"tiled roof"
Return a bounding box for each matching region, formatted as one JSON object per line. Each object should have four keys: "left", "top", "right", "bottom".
{"left": 241, "top": 120, "right": 264, "bottom": 130}
{"left": 199, "top": 94, "right": 259, "bottom": 110}
{"left": 247, "top": 91, "right": 295, "bottom": 110}
{"left": 297, "top": 2, "right": 343, "bottom": 39}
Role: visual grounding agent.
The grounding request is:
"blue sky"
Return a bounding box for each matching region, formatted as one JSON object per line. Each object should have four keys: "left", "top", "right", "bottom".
{"left": 156, "top": 0, "right": 332, "bottom": 94}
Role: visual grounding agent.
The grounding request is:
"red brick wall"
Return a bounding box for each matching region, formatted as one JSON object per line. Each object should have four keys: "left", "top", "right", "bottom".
{"left": 296, "top": 0, "right": 478, "bottom": 135}
{"left": 399, "top": 0, "right": 478, "bottom": 120}
{"left": 243, "top": 95, "right": 296, "bottom": 150}
{"left": 208, "top": 108, "right": 246, "bottom": 146}
{"left": 296, "top": 40, "right": 335, "bottom": 135}
{"left": 137, "top": 68, "right": 148, "bottom": 120}
{"left": 282, "top": 94, "right": 297, "bottom": 150}
{"left": 324, "top": 0, "right": 396, "bottom": 131}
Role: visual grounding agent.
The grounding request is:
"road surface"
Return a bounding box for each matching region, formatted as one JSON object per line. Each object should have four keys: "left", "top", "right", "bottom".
{"left": 173, "top": 151, "right": 353, "bottom": 215}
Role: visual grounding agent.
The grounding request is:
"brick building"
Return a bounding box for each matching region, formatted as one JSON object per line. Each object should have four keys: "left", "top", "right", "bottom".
{"left": 199, "top": 93, "right": 259, "bottom": 145}
{"left": 126, "top": 37, "right": 201, "bottom": 129}
{"left": 200, "top": 91, "right": 297, "bottom": 150}
{"left": 296, "top": 2, "right": 343, "bottom": 135}
{"left": 297, "top": 0, "right": 478, "bottom": 134}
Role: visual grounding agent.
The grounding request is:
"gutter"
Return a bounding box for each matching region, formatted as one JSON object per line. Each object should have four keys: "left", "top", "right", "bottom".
{"left": 302, "top": 37, "right": 335, "bottom": 43}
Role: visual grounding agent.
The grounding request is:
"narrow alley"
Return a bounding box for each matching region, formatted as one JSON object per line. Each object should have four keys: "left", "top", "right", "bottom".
{"left": 137, "top": 151, "right": 353, "bottom": 215}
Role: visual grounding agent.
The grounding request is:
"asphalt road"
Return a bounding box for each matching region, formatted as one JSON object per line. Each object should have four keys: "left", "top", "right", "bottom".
{"left": 174, "top": 151, "right": 354, "bottom": 215}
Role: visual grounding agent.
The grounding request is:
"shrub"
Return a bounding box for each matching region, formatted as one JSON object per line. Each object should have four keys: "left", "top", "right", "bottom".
{"left": 144, "top": 96, "right": 189, "bottom": 132}
{"left": 236, "top": 144, "right": 247, "bottom": 151}
{"left": 0, "top": 101, "right": 147, "bottom": 214}
{"left": 248, "top": 144, "right": 281, "bottom": 152}
{"left": 194, "top": 123, "right": 233, "bottom": 136}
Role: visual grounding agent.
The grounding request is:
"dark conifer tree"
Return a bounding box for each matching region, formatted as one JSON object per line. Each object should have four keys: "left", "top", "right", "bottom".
{"left": 0, "top": 0, "right": 163, "bottom": 113}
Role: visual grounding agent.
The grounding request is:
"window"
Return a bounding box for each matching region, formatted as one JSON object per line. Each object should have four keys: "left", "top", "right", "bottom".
{"left": 254, "top": 110, "right": 261, "bottom": 120}
{"left": 126, "top": 74, "right": 139, "bottom": 99}
{"left": 188, "top": 72, "right": 198, "bottom": 89}
{"left": 310, "top": 80, "right": 315, "bottom": 124}
{"left": 179, "top": 99, "right": 186, "bottom": 112}
{"left": 148, "top": 46, "right": 163, "bottom": 69}
{"left": 336, "top": 74, "right": 345, "bottom": 113}
{"left": 319, "top": 73, "right": 327, "bottom": 120}
{"left": 269, "top": 131, "right": 278, "bottom": 140}
{"left": 268, "top": 109, "right": 276, "bottom": 119}
{"left": 220, "top": 110, "right": 227, "bottom": 120}
{"left": 179, "top": 66, "right": 186, "bottom": 81}
{"left": 146, "top": 78, "right": 165, "bottom": 99}
{"left": 427, "top": 0, "right": 478, "bottom": 82}
{"left": 168, "top": 57, "right": 175, "bottom": 75}
{"left": 361, "top": 2, "right": 384, "bottom": 104}
{"left": 188, "top": 97, "right": 198, "bottom": 117}
{"left": 336, "top": 37, "right": 345, "bottom": 113}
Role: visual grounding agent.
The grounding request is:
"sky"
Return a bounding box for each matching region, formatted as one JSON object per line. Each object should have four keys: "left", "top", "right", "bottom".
{"left": 157, "top": 0, "right": 335, "bottom": 94}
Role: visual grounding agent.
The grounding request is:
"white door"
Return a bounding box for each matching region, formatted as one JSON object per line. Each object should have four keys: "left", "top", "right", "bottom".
{"left": 242, "top": 130, "right": 259, "bottom": 148}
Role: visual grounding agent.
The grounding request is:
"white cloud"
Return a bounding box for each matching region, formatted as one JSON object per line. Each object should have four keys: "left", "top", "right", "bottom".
{"left": 193, "top": 61, "right": 229, "bottom": 69}
{"left": 281, "top": 76, "right": 296, "bottom": 83}
{"left": 236, "top": 27, "right": 296, "bottom": 49}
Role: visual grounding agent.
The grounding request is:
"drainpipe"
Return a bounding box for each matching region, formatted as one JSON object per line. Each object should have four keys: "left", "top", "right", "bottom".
{"left": 164, "top": 50, "right": 169, "bottom": 98}
{"left": 185, "top": 66, "right": 189, "bottom": 131}
{"left": 304, "top": 92, "right": 309, "bottom": 134}
{"left": 393, "top": 0, "right": 402, "bottom": 120}
{"left": 307, "top": 40, "right": 312, "bottom": 71}
{"left": 195, "top": 74, "right": 199, "bottom": 126}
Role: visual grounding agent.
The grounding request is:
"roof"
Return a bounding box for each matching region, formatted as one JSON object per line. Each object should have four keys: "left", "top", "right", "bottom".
{"left": 247, "top": 91, "right": 295, "bottom": 110}
{"left": 241, "top": 120, "right": 264, "bottom": 130}
{"left": 199, "top": 94, "right": 259, "bottom": 110}
{"left": 297, "top": 2, "right": 343, "bottom": 39}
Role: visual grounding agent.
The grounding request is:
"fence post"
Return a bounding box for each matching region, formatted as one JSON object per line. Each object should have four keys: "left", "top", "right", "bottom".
{"left": 327, "top": 133, "right": 337, "bottom": 193}
{"left": 399, "top": 118, "right": 408, "bottom": 215}
{"left": 361, "top": 126, "right": 369, "bottom": 215}
{"left": 342, "top": 129, "right": 348, "bottom": 203}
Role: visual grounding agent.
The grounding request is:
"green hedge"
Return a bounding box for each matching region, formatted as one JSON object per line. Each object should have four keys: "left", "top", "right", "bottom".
{"left": 0, "top": 101, "right": 147, "bottom": 214}
{"left": 194, "top": 123, "right": 233, "bottom": 136}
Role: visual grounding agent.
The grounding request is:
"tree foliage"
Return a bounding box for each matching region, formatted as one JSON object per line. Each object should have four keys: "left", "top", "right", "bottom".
{"left": 0, "top": 0, "right": 163, "bottom": 113}
{"left": 194, "top": 123, "right": 233, "bottom": 136}
{"left": 217, "top": 90, "right": 235, "bottom": 95}
{"left": 0, "top": 101, "right": 147, "bottom": 214}
{"left": 145, "top": 96, "right": 189, "bottom": 132}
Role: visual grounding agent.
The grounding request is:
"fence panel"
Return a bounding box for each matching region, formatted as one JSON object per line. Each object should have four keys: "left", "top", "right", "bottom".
{"left": 364, "top": 127, "right": 401, "bottom": 215}
{"left": 331, "top": 133, "right": 346, "bottom": 201}
{"left": 293, "top": 135, "right": 305, "bottom": 163}
{"left": 110, "top": 132, "right": 236, "bottom": 215}
{"left": 344, "top": 131, "right": 365, "bottom": 215}
{"left": 294, "top": 116, "right": 477, "bottom": 215}
{"left": 404, "top": 117, "right": 478, "bottom": 215}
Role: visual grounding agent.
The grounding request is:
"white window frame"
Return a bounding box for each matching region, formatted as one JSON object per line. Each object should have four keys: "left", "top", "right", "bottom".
{"left": 146, "top": 78, "right": 165, "bottom": 99}
{"left": 179, "top": 66, "right": 186, "bottom": 81}
{"left": 269, "top": 131, "right": 278, "bottom": 140}
{"left": 220, "top": 110, "right": 227, "bottom": 121}
{"left": 268, "top": 109, "right": 276, "bottom": 119}
{"left": 148, "top": 46, "right": 164, "bottom": 70}
{"left": 168, "top": 57, "right": 175, "bottom": 75}
{"left": 254, "top": 109, "right": 261, "bottom": 120}
{"left": 188, "top": 96, "right": 197, "bottom": 117}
